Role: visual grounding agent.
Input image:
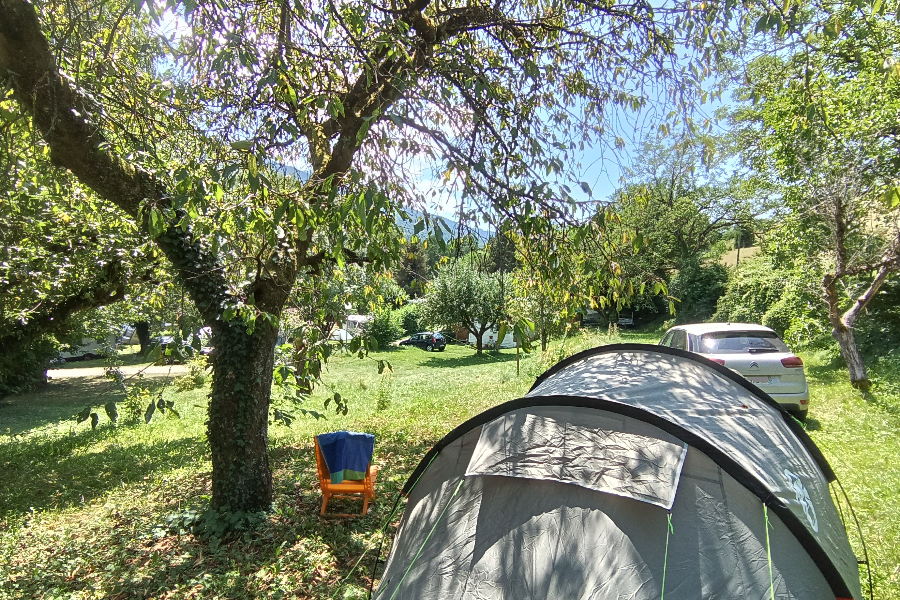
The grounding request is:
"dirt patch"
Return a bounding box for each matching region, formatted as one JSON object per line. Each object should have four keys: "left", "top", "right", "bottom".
{"left": 48, "top": 365, "right": 188, "bottom": 380}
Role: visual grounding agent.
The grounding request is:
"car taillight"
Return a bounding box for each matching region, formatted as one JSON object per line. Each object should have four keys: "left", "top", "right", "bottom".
{"left": 781, "top": 356, "right": 804, "bottom": 368}
{"left": 709, "top": 358, "right": 725, "bottom": 365}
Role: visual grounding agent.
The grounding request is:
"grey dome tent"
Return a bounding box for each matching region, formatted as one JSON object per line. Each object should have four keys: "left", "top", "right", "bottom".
{"left": 374, "top": 344, "right": 863, "bottom": 600}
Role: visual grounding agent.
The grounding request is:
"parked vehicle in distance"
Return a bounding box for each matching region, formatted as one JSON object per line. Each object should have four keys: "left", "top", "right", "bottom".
{"left": 59, "top": 325, "right": 135, "bottom": 361}
{"left": 399, "top": 332, "right": 446, "bottom": 352}
{"left": 152, "top": 328, "right": 213, "bottom": 363}
{"left": 658, "top": 323, "right": 810, "bottom": 420}
{"left": 617, "top": 312, "right": 634, "bottom": 327}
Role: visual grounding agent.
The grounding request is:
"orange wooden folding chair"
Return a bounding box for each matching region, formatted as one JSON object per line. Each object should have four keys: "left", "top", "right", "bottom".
{"left": 314, "top": 436, "right": 378, "bottom": 516}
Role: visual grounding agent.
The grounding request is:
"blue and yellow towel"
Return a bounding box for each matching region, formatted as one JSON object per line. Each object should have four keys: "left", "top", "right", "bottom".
{"left": 317, "top": 431, "right": 375, "bottom": 484}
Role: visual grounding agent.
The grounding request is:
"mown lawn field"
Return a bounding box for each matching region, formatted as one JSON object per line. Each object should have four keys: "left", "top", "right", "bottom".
{"left": 0, "top": 328, "right": 897, "bottom": 599}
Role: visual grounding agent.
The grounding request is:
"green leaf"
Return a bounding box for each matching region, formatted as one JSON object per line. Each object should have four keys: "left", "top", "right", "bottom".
{"left": 104, "top": 401, "right": 119, "bottom": 424}
{"left": 145, "top": 400, "right": 156, "bottom": 424}
{"left": 76, "top": 406, "right": 92, "bottom": 423}
{"left": 230, "top": 140, "right": 254, "bottom": 152}
{"left": 165, "top": 401, "right": 180, "bottom": 419}
{"left": 148, "top": 207, "right": 165, "bottom": 238}
{"left": 579, "top": 181, "right": 592, "bottom": 196}
{"left": 273, "top": 199, "right": 291, "bottom": 226}
{"left": 497, "top": 323, "right": 508, "bottom": 347}
{"left": 90, "top": 412, "right": 99, "bottom": 430}
{"left": 0, "top": 106, "right": 18, "bottom": 123}
{"left": 147, "top": 345, "right": 163, "bottom": 363}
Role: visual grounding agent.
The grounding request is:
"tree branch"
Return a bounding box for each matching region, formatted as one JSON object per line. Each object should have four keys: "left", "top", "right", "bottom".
{"left": 0, "top": 0, "right": 234, "bottom": 324}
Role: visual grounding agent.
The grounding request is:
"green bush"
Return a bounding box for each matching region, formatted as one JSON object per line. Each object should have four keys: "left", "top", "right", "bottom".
{"left": 366, "top": 309, "right": 405, "bottom": 348}
{"left": 174, "top": 356, "right": 210, "bottom": 392}
{"left": 669, "top": 260, "right": 728, "bottom": 323}
{"left": 713, "top": 255, "right": 789, "bottom": 324}
{"left": 395, "top": 303, "right": 423, "bottom": 335}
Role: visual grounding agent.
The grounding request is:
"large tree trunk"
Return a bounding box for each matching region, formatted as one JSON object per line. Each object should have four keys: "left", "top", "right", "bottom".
{"left": 206, "top": 318, "right": 279, "bottom": 511}
{"left": 134, "top": 321, "right": 151, "bottom": 356}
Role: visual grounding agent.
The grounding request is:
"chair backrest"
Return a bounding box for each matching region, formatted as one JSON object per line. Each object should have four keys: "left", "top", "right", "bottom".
{"left": 313, "top": 437, "right": 331, "bottom": 487}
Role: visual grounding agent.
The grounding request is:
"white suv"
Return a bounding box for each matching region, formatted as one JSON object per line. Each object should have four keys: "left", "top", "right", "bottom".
{"left": 659, "top": 323, "right": 810, "bottom": 420}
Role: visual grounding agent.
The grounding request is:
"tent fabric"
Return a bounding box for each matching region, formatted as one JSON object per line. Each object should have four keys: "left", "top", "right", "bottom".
{"left": 376, "top": 345, "right": 862, "bottom": 600}
{"left": 377, "top": 411, "right": 837, "bottom": 600}
{"left": 465, "top": 412, "right": 688, "bottom": 509}
{"left": 525, "top": 348, "right": 859, "bottom": 597}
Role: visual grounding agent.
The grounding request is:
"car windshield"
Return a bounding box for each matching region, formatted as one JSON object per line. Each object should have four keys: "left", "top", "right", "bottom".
{"left": 698, "top": 331, "right": 790, "bottom": 354}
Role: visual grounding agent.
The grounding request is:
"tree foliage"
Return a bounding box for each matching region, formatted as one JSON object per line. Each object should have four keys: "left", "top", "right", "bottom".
{"left": 422, "top": 259, "right": 505, "bottom": 354}
{"left": 733, "top": 10, "right": 900, "bottom": 387}
{"left": 1, "top": 0, "right": 754, "bottom": 511}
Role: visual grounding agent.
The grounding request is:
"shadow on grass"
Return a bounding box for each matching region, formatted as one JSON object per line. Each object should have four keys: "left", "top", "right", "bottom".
{"left": 861, "top": 389, "right": 900, "bottom": 418}
{"left": 0, "top": 376, "right": 171, "bottom": 436}
{"left": 0, "top": 428, "right": 206, "bottom": 518}
{"left": 421, "top": 351, "right": 519, "bottom": 368}
{"left": 803, "top": 417, "right": 822, "bottom": 432}
{"left": 2, "top": 434, "right": 433, "bottom": 599}
{"left": 805, "top": 356, "right": 848, "bottom": 385}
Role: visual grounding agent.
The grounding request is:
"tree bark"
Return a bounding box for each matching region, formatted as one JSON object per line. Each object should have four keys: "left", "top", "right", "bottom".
{"left": 206, "top": 317, "right": 280, "bottom": 511}
{"left": 831, "top": 323, "right": 870, "bottom": 390}
{"left": 134, "top": 321, "right": 151, "bottom": 356}
{"left": 473, "top": 328, "right": 484, "bottom": 354}
{"left": 823, "top": 264, "right": 893, "bottom": 391}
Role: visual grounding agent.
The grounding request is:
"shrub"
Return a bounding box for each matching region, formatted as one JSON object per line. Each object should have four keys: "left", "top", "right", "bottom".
{"left": 0, "top": 336, "right": 58, "bottom": 398}
{"left": 713, "top": 255, "right": 789, "bottom": 324}
{"left": 174, "top": 356, "right": 210, "bottom": 392}
{"left": 395, "top": 303, "right": 423, "bottom": 336}
{"left": 669, "top": 260, "right": 728, "bottom": 323}
{"left": 366, "top": 309, "right": 405, "bottom": 348}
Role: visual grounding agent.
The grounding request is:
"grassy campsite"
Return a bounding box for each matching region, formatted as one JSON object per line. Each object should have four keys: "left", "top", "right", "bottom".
{"left": 6, "top": 0, "right": 900, "bottom": 598}
{"left": 1, "top": 327, "right": 898, "bottom": 600}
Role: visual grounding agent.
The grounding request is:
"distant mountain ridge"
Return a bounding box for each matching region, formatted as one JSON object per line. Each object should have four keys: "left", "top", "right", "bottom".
{"left": 396, "top": 208, "right": 491, "bottom": 244}
{"left": 273, "top": 164, "right": 491, "bottom": 243}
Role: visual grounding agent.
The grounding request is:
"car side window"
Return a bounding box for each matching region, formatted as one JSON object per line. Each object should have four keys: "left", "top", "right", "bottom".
{"left": 670, "top": 330, "right": 687, "bottom": 350}
{"left": 660, "top": 331, "right": 674, "bottom": 347}
{"left": 687, "top": 334, "right": 699, "bottom": 352}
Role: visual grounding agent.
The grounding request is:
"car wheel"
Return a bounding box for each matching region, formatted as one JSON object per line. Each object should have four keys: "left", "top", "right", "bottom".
{"left": 426, "top": 344, "right": 433, "bottom": 352}
{"left": 791, "top": 409, "right": 808, "bottom": 422}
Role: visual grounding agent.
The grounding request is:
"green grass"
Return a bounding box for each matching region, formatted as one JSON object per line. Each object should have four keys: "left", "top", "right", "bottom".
{"left": 0, "top": 328, "right": 896, "bottom": 599}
